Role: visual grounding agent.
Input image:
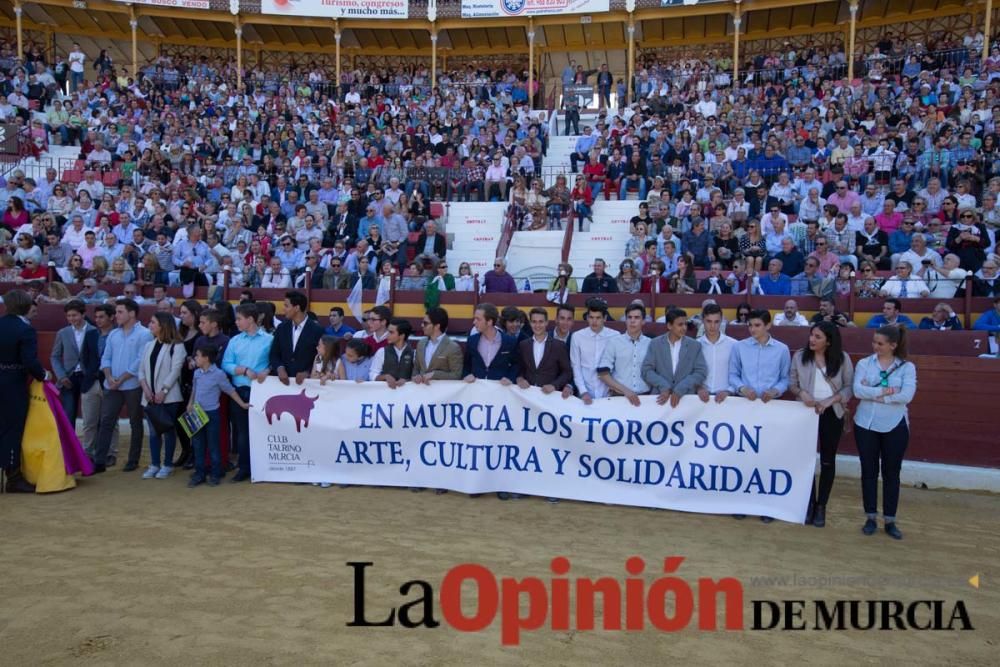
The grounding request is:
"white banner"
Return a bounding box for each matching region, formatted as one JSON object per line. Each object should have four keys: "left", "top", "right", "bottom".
{"left": 249, "top": 378, "right": 818, "bottom": 522}
{"left": 112, "top": 0, "right": 210, "bottom": 8}
{"left": 461, "top": 0, "right": 610, "bottom": 19}
{"left": 260, "top": 0, "right": 409, "bottom": 19}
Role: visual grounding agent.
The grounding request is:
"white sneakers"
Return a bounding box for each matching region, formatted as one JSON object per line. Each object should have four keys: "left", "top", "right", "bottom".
{"left": 142, "top": 465, "right": 173, "bottom": 479}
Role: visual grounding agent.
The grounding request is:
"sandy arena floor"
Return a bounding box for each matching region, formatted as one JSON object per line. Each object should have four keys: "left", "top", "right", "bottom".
{"left": 1, "top": 451, "right": 997, "bottom": 665}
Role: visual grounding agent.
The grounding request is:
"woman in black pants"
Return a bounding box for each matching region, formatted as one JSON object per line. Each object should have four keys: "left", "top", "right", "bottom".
{"left": 852, "top": 325, "right": 917, "bottom": 540}
{"left": 789, "top": 321, "right": 854, "bottom": 527}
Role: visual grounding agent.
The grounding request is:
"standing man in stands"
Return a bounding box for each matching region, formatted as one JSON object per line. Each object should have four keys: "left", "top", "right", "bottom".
{"left": 642, "top": 308, "right": 707, "bottom": 407}
{"left": 369, "top": 318, "right": 415, "bottom": 388}
{"left": 93, "top": 299, "right": 152, "bottom": 473}
{"left": 270, "top": 291, "right": 324, "bottom": 386}
{"left": 221, "top": 303, "right": 273, "bottom": 483}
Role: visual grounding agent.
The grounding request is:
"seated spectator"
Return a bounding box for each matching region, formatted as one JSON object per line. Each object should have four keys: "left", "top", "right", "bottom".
{"left": 581, "top": 258, "right": 618, "bottom": 294}
{"left": 759, "top": 258, "right": 792, "bottom": 295}
{"left": 698, "top": 262, "right": 730, "bottom": 295}
{"left": 483, "top": 258, "right": 517, "bottom": 294}
{"left": 880, "top": 261, "right": 930, "bottom": 298}
{"left": 973, "top": 258, "right": 1000, "bottom": 297}
{"left": 856, "top": 216, "right": 890, "bottom": 270}
{"left": 866, "top": 298, "right": 916, "bottom": 329}
{"left": 919, "top": 304, "right": 963, "bottom": 331}
{"left": 640, "top": 260, "right": 670, "bottom": 294}
{"left": 972, "top": 296, "right": 1000, "bottom": 333}
{"left": 773, "top": 299, "right": 809, "bottom": 326}
{"left": 616, "top": 259, "right": 642, "bottom": 294}
{"left": 792, "top": 256, "right": 835, "bottom": 299}
{"left": 774, "top": 238, "right": 805, "bottom": 277}
{"left": 810, "top": 295, "right": 854, "bottom": 327}
{"left": 398, "top": 262, "right": 428, "bottom": 291}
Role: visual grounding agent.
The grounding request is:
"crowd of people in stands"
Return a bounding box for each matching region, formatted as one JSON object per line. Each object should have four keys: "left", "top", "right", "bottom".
{"left": 0, "top": 29, "right": 999, "bottom": 333}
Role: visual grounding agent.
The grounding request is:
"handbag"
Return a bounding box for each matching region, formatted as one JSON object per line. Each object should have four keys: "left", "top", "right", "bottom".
{"left": 144, "top": 402, "right": 180, "bottom": 435}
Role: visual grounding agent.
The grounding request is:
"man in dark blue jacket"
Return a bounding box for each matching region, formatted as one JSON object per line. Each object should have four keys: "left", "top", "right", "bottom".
{"left": 0, "top": 290, "right": 48, "bottom": 492}
{"left": 462, "top": 303, "right": 520, "bottom": 383}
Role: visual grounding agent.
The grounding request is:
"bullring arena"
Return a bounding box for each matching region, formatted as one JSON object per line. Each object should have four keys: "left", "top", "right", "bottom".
{"left": 0, "top": 0, "right": 999, "bottom": 663}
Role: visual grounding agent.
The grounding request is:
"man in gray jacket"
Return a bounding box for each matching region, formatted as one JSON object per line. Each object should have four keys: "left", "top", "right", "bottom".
{"left": 641, "top": 308, "right": 707, "bottom": 408}
{"left": 51, "top": 300, "right": 100, "bottom": 425}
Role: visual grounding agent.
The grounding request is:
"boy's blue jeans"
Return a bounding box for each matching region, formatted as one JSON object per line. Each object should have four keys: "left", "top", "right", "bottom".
{"left": 192, "top": 409, "right": 222, "bottom": 481}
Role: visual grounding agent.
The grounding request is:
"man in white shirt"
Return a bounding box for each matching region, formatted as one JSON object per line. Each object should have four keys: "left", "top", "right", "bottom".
{"left": 880, "top": 262, "right": 929, "bottom": 298}
{"left": 773, "top": 299, "right": 810, "bottom": 326}
{"left": 696, "top": 303, "right": 736, "bottom": 402}
{"left": 68, "top": 43, "right": 86, "bottom": 93}
{"left": 570, "top": 300, "right": 618, "bottom": 404}
{"left": 598, "top": 302, "right": 651, "bottom": 406}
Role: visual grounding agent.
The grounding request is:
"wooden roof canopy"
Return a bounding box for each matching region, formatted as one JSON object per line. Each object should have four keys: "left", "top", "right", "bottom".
{"left": 0, "top": 0, "right": 982, "bottom": 59}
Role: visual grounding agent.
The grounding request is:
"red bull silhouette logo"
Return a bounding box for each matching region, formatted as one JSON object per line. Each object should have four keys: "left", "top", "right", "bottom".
{"left": 264, "top": 389, "right": 318, "bottom": 432}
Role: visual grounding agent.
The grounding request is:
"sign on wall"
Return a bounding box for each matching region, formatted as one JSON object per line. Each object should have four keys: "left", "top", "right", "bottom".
{"left": 260, "top": 0, "right": 409, "bottom": 19}
{"left": 461, "top": 0, "right": 610, "bottom": 19}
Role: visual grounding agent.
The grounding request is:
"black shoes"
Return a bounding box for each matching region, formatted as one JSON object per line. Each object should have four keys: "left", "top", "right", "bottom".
{"left": 91, "top": 464, "right": 107, "bottom": 474}
{"left": 812, "top": 505, "right": 827, "bottom": 528}
{"left": 862, "top": 518, "right": 878, "bottom": 535}
{"left": 122, "top": 462, "right": 138, "bottom": 472}
{"left": 884, "top": 522, "right": 903, "bottom": 540}
{"left": 230, "top": 471, "right": 250, "bottom": 483}
{"left": 760, "top": 516, "right": 774, "bottom": 524}
{"left": 4, "top": 474, "right": 35, "bottom": 493}
{"left": 805, "top": 502, "right": 815, "bottom": 526}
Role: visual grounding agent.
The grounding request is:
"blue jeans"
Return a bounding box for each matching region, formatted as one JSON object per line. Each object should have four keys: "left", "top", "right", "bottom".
{"left": 588, "top": 181, "right": 603, "bottom": 200}
{"left": 69, "top": 71, "right": 84, "bottom": 93}
{"left": 147, "top": 419, "right": 177, "bottom": 467}
{"left": 620, "top": 177, "right": 647, "bottom": 200}
{"left": 192, "top": 408, "right": 222, "bottom": 481}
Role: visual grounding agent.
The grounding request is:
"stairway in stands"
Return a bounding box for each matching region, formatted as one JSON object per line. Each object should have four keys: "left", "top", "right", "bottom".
{"left": 565, "top": 200, "right": 636, "bottom": 278}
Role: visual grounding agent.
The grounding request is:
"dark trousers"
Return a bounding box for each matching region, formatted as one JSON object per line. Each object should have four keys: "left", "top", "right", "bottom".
{"left": 192, "top": 409, "right": 222, "bottom": 481}
{"left": 231, "top": 386, "right": 252, "bottom": 475}
{"left": 58, "top": 372, "right": 86, "bottom": 424}
{"left": 854, "top": 418, "right": 909, "bottom": 519}
{"left": 94, "top": 387, "right": 144, "bottom": 466}
{"left": 811, "top": 407, "right": 844, "bottom": 506}
{"left": 565, "top": 109, "right": 580, "bottom": 136}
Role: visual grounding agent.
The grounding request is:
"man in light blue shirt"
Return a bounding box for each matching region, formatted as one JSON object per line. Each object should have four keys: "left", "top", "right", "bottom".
{"left": 570, "top": 126, "right": 597, "bottom": 173}
{"left": 221, "top": 302, "right": 274, "bottom": 482}
{"left": 726, "top": 307, "right": 790, "bottom": 524}
{"left": 728, "top": 308, "right": 790, "bottom": 401}
{"left": 93, "top": 298, "right": 153, "bottom": 472}
{"left": 172, "top": 225, "right": 210, "bottom": 271}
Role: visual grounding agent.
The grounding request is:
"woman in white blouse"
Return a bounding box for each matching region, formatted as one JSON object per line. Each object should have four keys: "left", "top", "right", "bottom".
{"left": 852, "top": 325, "right": 917, "bottom": 540}
{"left": 789, "top": 322, "right": 854, "bottom": 528}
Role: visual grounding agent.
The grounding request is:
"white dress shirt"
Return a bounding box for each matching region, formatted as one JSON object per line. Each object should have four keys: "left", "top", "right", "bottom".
{"left": 570, "top": 326, "right": 618, "bottom": 398}
{"left": 532, "top": 336, "right": 546, "bottom": 369}
{"left": 697, "top": 334, "right": 736, "bottom": 393}
{"left": 668, "top": 336, "right": 683, "bottom": 374}
{"left": 291, "top": 318, "right": 306, "bottom": 351}
{"left": 423, "top": 333, "right": 443, "bottom": 369}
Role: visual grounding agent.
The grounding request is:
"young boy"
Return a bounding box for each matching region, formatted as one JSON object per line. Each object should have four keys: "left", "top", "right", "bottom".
{"left": 188, "top": 345, "right": 251, "bottom": 487}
